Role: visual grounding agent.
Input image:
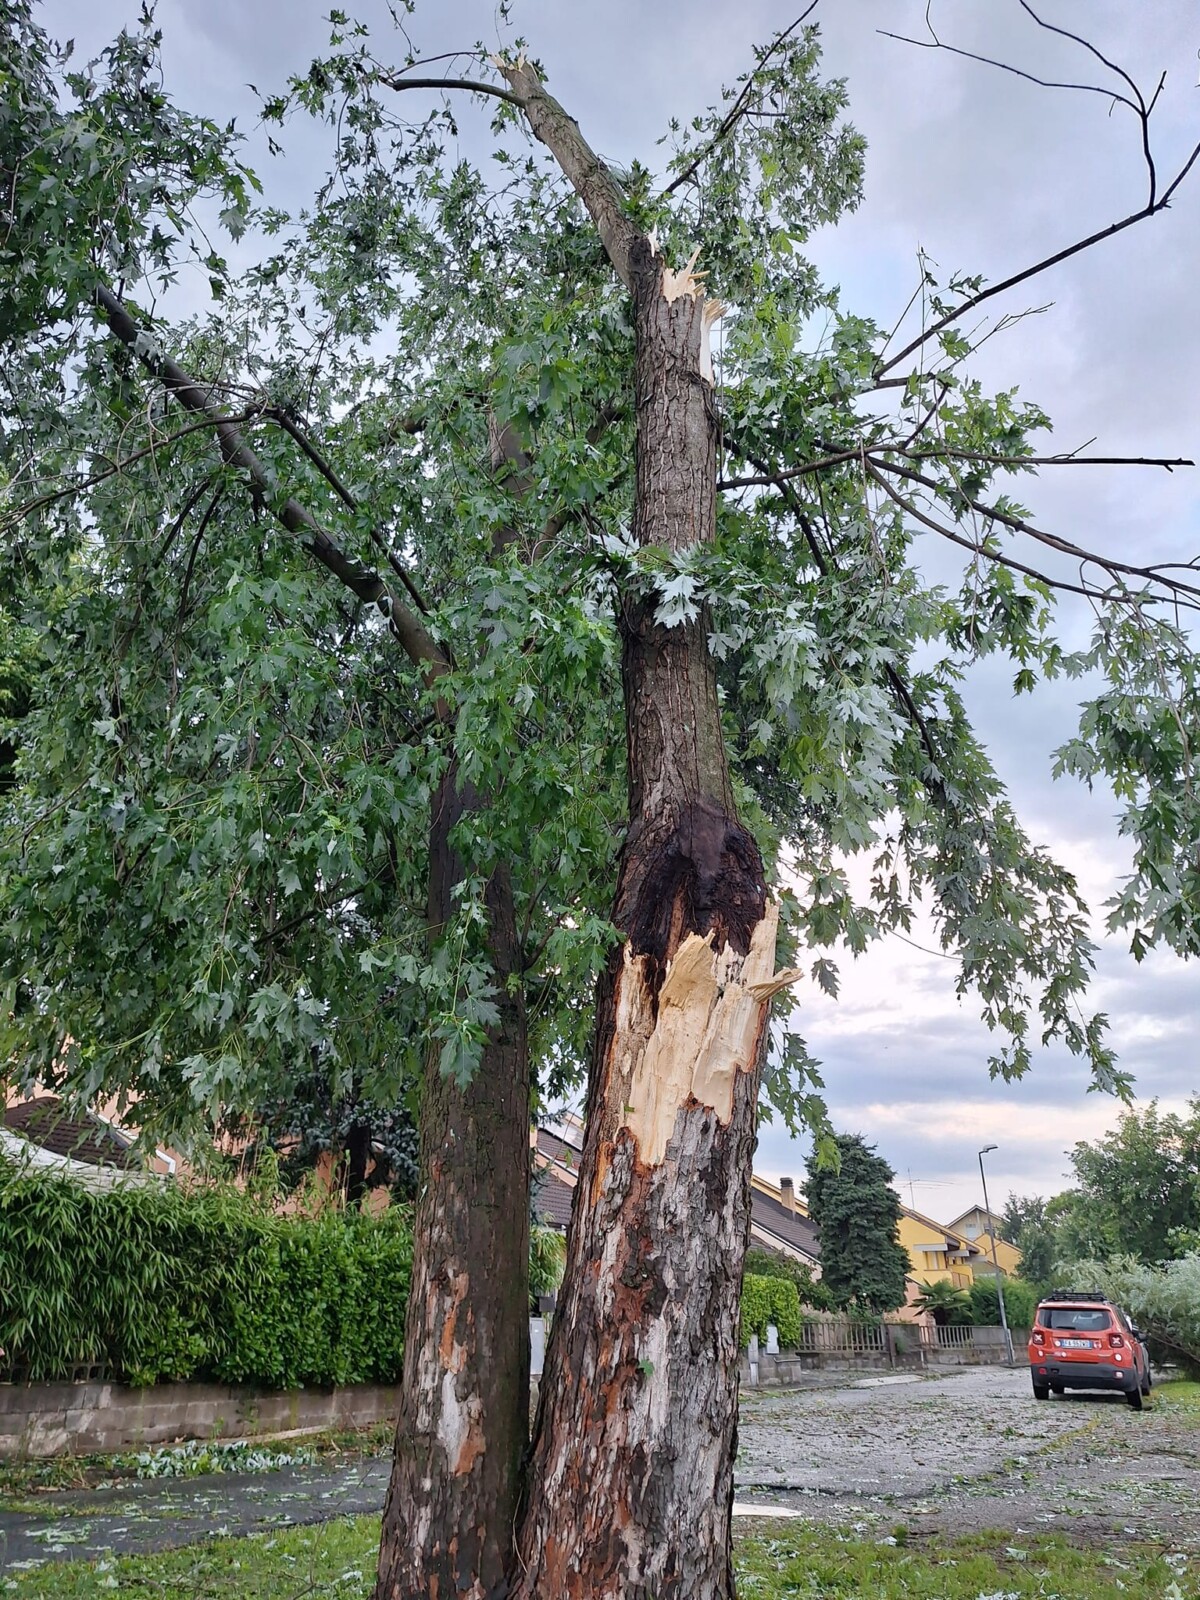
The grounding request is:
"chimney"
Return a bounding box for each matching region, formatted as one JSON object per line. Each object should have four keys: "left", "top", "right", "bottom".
{"left": 780, "top": 1176, "right": 796, "bottom": 1215}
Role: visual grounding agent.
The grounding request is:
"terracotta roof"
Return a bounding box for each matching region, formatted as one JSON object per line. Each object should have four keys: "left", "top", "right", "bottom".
{"left": 3, "top": 1097, "right": 141, "bottom": 1170}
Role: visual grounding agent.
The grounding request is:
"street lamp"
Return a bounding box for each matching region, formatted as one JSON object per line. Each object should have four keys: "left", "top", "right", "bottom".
{"left": 978, "top": 1145, "right": 1014, "bottom": 1366}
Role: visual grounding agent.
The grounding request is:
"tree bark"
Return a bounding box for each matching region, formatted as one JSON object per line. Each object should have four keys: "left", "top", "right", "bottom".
{"left": 512, "top": 239, "right": 793, "bottom": 1599}
{"left": 376, "top": 762, "right": 530, "bottom": 1600}
{"left": 344, "top": 1117, "right": 372, "bottom": 1207}
{"left": 93, "top": 279, "right": 534, "bottom": 1600}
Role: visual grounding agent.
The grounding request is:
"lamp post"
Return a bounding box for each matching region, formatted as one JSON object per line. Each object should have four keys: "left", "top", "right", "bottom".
{"left": 978, "top": 1144, "right": 1014, "bottom": 1366}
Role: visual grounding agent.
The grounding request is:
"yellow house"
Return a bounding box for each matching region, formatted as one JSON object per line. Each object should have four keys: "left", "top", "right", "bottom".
{"left": 946, "top": 1206, "right": 1023, "bottom": 1281}
{"left": 896, "top": 1205, "right": 979, "bottom": 1292}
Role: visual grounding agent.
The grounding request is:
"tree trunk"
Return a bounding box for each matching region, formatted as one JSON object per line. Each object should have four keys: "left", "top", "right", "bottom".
{"left": 512, "top": 241, "right": 792, "bottom": 1599}
{"left": 344, "top": 1117, "right": 372, "bottom": 1207}
{"left": 376, "top": 762, "right": 530, "bottom": 1600}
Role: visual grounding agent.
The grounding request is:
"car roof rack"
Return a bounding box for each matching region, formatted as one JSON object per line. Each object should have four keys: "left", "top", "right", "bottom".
{"left": 1040, "top": 1290, "right": 1110, "bottom": 1303}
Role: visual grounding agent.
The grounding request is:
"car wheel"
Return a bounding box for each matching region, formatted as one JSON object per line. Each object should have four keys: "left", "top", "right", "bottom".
{"left": 1032, "top": 1380, "right": 1050, "bottom": 1400}
{"left": 1127, "top": 1386, "right": 1143, "bottom": 1411}
{"left": 1050, "top": 1383, "right": 1064, "bottom": 1396}
{"left": 1140, "top": 1369, "right": 1152, "bottom": 1396}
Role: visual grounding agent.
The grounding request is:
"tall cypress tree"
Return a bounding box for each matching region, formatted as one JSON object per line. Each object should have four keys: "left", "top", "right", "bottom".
{"left": 807, "top": 1133, "right": 909, "bottom": 1313}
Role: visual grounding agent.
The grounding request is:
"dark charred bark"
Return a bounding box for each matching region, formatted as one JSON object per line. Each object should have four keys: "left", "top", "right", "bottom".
{"left": 376, "top": 761, "right": 530, "bottom": 1600}
{"left": 512, "top": 242, "right": 787, "bottom": 1599}
{"left": 344, "top": 1118, "right": 372, "bottom": 1207}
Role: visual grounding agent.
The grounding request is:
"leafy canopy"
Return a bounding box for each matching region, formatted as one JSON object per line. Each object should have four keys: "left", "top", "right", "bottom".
{"left": 1, "top": 5, "right": 1197, "bottom": 1145}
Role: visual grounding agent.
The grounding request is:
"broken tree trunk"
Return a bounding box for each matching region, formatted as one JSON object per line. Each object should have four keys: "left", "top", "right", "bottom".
{"left": 376, "top": 762, "right": 530, "bottom": 1600}
{"left": 497, "top": 68, "right": 799, "bottom": 1583}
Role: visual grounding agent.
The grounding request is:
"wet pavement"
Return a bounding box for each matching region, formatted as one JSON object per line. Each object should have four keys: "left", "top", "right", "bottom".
{"left": 4, "top": 1365, "right": 1198, "bottom": 1571}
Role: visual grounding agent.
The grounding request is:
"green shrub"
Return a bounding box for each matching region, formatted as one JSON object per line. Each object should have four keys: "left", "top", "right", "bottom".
{"left": 968, "top": 1275, "right": 1037, "bottom": 1329}
{"left": 0, "top": 1158, "right": 412, "bottom": 1388}
{"left": 742, "top": 1248, "right": 834, "bottom": 1311}
{"left": 740, "top": 1274, "right": 802, "bottom": 1349}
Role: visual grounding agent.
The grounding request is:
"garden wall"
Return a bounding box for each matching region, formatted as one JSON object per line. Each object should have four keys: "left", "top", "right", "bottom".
{"left": 0, "top": 1378, "right": 400, "bottom": 1458}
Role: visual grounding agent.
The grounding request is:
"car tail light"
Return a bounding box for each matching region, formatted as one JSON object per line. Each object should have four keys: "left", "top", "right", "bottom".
{"left": 1109, "top": 1332, "right": 1125, "bottom": 1349}
{"left": 1031, "top": 1329, "right": 1045, "bottom": 1346}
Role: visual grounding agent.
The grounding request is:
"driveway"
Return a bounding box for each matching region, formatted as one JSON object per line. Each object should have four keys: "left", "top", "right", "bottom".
{"left": 735, "top": 1365, "right": 1200, "bottom": 1543}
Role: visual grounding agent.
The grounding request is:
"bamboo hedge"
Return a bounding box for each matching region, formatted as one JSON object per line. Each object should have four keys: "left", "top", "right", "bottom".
{"left": 0, "top": 1159, "right": 412, "bottom": 1387}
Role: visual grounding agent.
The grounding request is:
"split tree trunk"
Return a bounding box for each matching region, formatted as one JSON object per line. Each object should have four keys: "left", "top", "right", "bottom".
{"left": 512, "top": 233, "right": 793, "bottom": 1599}
{"left": 376, "top": 762, "right": 530, "bottom": 1600}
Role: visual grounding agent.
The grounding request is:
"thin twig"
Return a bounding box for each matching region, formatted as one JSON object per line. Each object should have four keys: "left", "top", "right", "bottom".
{"left": 874, "top": 456, "right": 1200, "bottom": 603}
{"left": 874, "top": 8, "right": 1200, "bottom": 380}
{"left": 658, "top": 3, "right": 821, "bottom": 201}
{"left": 4, "top": 412, "right": 258, "bottom": 524}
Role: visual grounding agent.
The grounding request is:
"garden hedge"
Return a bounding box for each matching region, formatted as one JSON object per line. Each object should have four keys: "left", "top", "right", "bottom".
{"left": 0, "top": 1159, "right": 412, "bottom": 1387}
{"left": 739, "top": 1273, "right": 803, "bottom": 1349}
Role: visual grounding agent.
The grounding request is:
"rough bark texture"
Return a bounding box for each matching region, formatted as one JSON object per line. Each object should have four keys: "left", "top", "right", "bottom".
{"left": 376, "top": 764, "right": 530, "bottom": 1600}
{"left": 512, "top": 244, "right": 777, "bottom": 1600}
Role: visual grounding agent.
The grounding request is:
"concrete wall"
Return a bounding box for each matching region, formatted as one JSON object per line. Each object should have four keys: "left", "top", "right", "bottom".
{"left": 0, "top": 1380, "right": 400, "bottom": 1458}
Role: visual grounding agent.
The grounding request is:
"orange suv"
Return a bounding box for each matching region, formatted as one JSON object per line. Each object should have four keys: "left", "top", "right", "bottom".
{"left": 1028, "top": 1291, "right": 1151, "bottom": 1409}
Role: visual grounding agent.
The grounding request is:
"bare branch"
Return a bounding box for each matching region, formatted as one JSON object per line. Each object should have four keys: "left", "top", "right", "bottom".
{"left": 896, "top": 448, "right": 1193, "bottom": 472}
{"left": 874, "top": 455, "right": 1200, "bottom": 604}
{"left": 874, "top": 8, "right": 1200, "bottom": 381}
{"left": 493, "top": 58, "right": 640, "bottom": 291}
{"left": 93, "top": 284, "right": 450, "bottom": 685}
{"left": 875, "top": 30, "right": 1142, "bottom": 120}
{"left": 658, "top": 3, "right": 821, "bottom": 201}
{"left": 718, "top": 442, "right": 1192, "bottom": 493}
{"left": 375, "top": 72, "right": 523, "bottom": 108}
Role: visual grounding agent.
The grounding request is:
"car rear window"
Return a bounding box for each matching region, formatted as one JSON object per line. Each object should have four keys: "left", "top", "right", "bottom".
{"left": 1039, "top": 1307, "right": 1111, "bottom": 1332}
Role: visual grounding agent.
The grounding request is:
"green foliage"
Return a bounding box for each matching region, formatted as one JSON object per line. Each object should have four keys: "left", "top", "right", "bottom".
{"left": 1005, "top": 1103, "right": 1200, "bottom": 1295}
{"left": 1058, "top": 1254, "right": 1200, "bottom": 1379}
{"left": 529, "top": 1224, "right": 566, "bottom": 1299}
{"left": 912, "top": 1278, "right": 972, "bottom": 1326}
{"left": 739, "top": 1273, "right": 803, "bottom": 1350}
{"left": 0, "top": 1157, "right": 412, "bottom": 1387}
{"left": 968, "top": 1275, "right": 1037, "bottom": 1330}
{"left": 743, "top": 1247, "right": 834, "bottom": 1310}
{"left": 805, "top": 1133, "right": 909, "bottom": 1313}
{"left": 1, "top": 4, "right": 1197, "bottom": 1173}
{"left": 1069, "top": 1100, "right": 1200, "bottom": 1262}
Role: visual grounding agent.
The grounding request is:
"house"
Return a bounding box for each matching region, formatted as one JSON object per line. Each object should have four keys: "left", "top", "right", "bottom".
{"left": 896, "top": 1203, "right": 980, "bottom": 1292}
{"left": 3, "top": 1086, "right": 180, "bottom": 1177}
{"left": 946, "top": 1205, "right": 1023, "bottom": 1281}
{"left": 532, "top": 1125, "right": 821, "bottom": 1275}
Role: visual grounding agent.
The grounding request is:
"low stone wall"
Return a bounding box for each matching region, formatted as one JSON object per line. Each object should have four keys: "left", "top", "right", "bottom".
{"left": 0, "top": 1380, "right": 400, "bottom": 1458}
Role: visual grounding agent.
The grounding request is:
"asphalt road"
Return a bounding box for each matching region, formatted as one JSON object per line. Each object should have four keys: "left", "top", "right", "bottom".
{"left": 3, "top": 1365, "right": 1197, "bottom": 1572}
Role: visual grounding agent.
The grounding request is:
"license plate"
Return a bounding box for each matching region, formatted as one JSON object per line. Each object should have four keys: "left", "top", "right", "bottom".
{"left": 1060, "top": 1338, "right": 1093, "bottom": 1348}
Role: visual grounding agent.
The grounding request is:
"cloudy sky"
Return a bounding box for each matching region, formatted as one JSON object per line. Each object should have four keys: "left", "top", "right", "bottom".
{"left": 37, "top": 0, "right": 1200, "bottom": 1223}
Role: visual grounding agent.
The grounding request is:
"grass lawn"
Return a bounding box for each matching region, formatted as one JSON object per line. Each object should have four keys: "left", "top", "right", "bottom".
{"left": 2, "top": 1517, "right": 1193, "bottom": 1599}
